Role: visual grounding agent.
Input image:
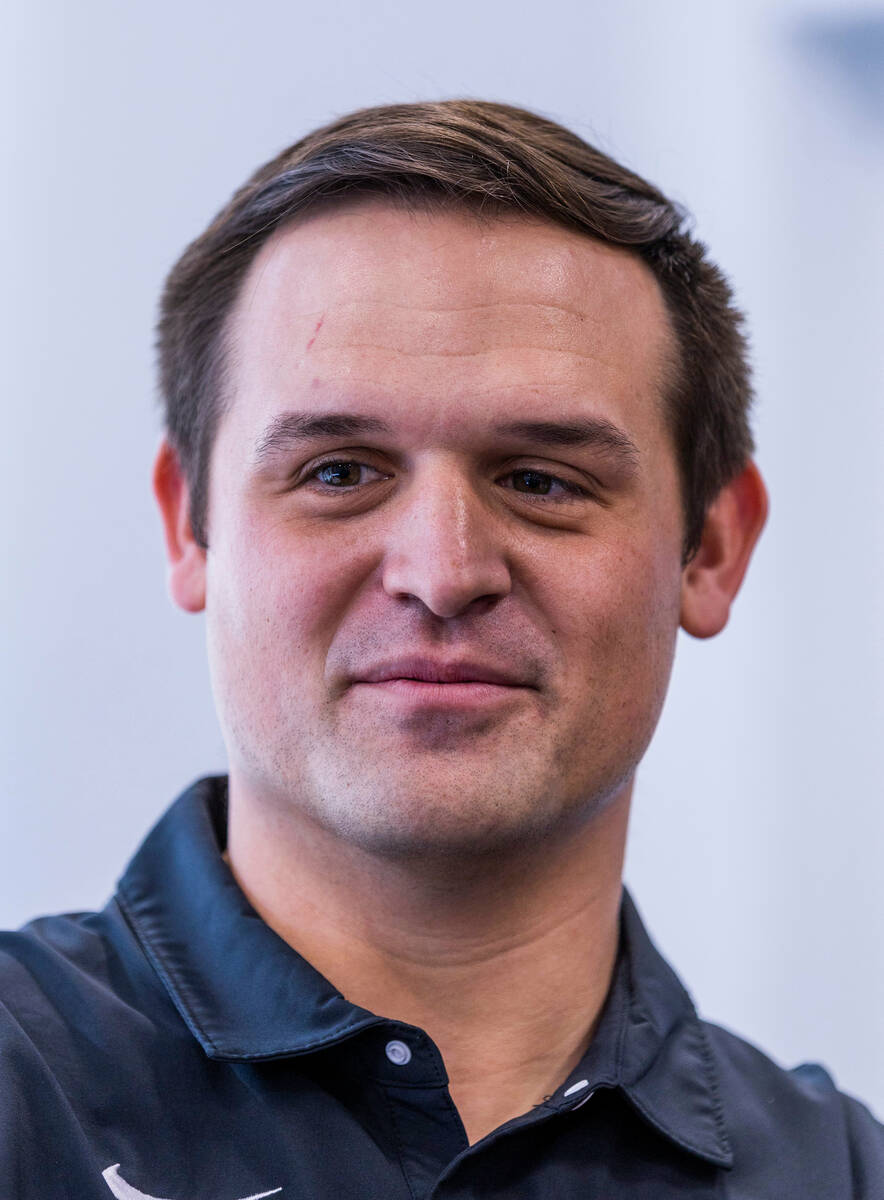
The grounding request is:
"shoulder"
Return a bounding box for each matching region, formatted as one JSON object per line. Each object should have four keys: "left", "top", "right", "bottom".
{"left": 1, "top": 907, "right": 111, "bottom": 977}
{"left": 0, "top": 908, "right": 110, "bottom": 1040}
{"left": 0, "top": 904, "right": 187, "bottom": 1191}
{"left": 1, "top": 904, "right": 132, "bottom": 1023}
{"left": 0, "top": 902, "right": 178, "bottom": 1050}
{"left": 0, "top": 903, "right": 182, "bottom": 1111}
{"left": 1, "top": 907, "right": 133, "bottom": 1084}
{"left": 702, "top": 1019, "right": 884, "bottom": 1197}
{"left": 0, "top": 910, "right": 119, "bottom": 1183}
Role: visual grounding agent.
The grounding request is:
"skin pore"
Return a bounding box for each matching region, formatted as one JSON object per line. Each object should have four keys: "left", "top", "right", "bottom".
{"left": 153, "top": 202, "right": 767, "bottom": 1145}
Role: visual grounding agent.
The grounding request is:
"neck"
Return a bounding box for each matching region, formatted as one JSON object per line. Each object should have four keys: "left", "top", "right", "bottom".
{"left": 225, "top": 779, "right": 631, "bottom": 1145}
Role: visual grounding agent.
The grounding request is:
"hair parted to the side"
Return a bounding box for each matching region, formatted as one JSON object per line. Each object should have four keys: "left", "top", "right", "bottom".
{"left": 157, "top": 99, "right": 754, "bottom": 561}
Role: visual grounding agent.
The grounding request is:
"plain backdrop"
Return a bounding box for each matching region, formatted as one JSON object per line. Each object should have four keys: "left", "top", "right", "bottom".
{"left": 2, "top": 0, "right": 882, "bottom": 1115}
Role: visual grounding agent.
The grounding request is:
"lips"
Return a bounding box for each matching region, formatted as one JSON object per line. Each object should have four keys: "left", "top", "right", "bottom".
{"left": 354, "top": 656, "right": 530, "bottom": 687}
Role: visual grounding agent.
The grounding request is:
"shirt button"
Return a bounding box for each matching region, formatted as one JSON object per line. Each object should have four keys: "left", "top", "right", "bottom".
{"left": 563, "top": 1079, "right": 589, "bottom": 1098}
{"left": 385, "top": 1039, "right": 412, "bottom": 1066}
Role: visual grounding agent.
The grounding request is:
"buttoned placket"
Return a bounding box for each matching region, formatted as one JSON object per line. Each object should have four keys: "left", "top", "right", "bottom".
{"left": 352, "top": 1022, "right": 606, "bottom": 1200}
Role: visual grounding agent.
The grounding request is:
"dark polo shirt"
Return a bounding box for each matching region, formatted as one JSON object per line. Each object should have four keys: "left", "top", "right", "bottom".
{"left": 1, "top": 776, "right": 882, "bottom": 1198}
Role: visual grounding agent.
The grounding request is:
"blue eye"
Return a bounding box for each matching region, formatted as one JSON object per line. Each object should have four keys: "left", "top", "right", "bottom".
{"left": 314, "top": 461, "right": 364, "bottom": 487}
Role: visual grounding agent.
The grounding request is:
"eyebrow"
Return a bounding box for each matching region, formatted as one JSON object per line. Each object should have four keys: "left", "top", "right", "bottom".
{"left": 492, "top": 418, "right": 640, "bottom": 463}
{"left": 254, "top": 412, "right": 393, "bottom": 464}
{"left": 253, "top": 410, "right": 640, "bottom": 467}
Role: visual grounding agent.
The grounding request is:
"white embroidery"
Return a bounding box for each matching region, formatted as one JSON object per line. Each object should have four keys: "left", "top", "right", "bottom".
{"left": 102, "top": 1163, "right": 282, "bottom": 1200}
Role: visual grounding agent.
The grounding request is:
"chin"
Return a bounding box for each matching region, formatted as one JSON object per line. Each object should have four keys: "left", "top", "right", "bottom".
{"left": 301, "top": 764, "right": 599, "bottom": 863}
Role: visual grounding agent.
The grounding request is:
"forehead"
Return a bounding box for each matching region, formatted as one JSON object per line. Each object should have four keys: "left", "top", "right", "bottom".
{"left": 223, "top": 201, "right": 675, "bottom": 448}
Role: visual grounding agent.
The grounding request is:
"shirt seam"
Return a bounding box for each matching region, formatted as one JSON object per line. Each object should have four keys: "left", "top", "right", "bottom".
{"left": 115, "top": 885, "right": 221, "bottom": 1054}
{"left": 694, "top": 1016, "right": 733, "bottom": 1160}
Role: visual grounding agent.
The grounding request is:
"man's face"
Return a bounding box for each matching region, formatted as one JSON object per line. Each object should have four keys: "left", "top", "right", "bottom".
{"left": 203, "top": 202, "right": 686, "bottom": 858}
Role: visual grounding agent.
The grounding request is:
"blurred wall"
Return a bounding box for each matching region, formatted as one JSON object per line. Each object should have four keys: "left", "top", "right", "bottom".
{"left": 2, "top": 0, "right": 882, "bottom": 1114}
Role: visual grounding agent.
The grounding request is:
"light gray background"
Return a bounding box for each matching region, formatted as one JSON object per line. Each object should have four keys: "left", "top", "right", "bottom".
{"left": 2, "top": 0, "right": 882, "bottom": 1115}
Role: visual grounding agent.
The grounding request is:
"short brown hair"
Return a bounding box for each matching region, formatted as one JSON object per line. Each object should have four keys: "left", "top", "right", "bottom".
{"left": 157, "top": 99, "right": 754, "bottom": 560}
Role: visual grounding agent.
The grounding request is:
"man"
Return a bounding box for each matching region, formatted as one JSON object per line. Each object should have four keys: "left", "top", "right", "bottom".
{"left": 1, "top": 100, "right": 881, "bottom": 1198}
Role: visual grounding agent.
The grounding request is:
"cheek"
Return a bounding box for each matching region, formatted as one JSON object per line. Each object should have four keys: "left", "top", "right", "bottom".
{"left": 550, "top": 537, "right": 681, "bottom": 702}
{"left": 207, "top": 515, "right": 374, "bottom": 685}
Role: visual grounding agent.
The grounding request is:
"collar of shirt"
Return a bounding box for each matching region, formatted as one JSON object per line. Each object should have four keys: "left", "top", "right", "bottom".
{"left": 115, "top": 775, "right": 733, "bottom": 1172}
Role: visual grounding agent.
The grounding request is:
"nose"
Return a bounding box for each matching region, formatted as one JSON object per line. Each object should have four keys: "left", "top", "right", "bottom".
{"left": 381, "top": 460, "right": 512, "bottom": 619}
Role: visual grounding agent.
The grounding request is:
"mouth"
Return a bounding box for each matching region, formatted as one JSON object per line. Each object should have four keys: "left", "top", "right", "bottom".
{"left": 356, "top": 657, "right": 530, "bottom": 687}
{"left": 350, "top": 657, "right": 535, "bottom": 711}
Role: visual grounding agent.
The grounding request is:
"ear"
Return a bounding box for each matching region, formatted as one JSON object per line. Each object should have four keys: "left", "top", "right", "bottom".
{"left": 152, "top": 436, "right": 207, "bottom": 614}
{"left": 680, "top": 460, "right": 768, "bottom": 639}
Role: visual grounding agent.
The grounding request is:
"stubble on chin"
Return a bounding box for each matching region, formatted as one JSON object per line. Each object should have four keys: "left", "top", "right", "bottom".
{"left": 279, "top": 696, "right": 621, "bottom": 862}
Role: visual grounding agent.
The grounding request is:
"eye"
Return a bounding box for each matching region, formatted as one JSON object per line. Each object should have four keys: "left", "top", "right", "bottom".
{"left": 502, "top": 469, "right": 589, "bottom": 500}
{"left": 309, "top": 460, "right": 384, "bottom": 488}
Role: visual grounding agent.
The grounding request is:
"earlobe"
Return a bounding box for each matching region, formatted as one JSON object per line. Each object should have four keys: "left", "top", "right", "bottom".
{"left": 680, "top": 460, "right": 768, "bottom": 639}
{"left": 151, "top": 437, "right": 207, "bottom": 614}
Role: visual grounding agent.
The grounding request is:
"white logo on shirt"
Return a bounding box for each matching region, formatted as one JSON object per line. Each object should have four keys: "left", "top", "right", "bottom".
{"left": 102, "top": 1163, "right": 282, "bottom": 1200}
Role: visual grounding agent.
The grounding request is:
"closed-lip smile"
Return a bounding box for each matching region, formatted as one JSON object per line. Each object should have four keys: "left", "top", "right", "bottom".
{"left": 347, "top": 657, "right": 536, "bottom": 712}
{"left": 354, "top": 656, "right": 532, "bottom": 688}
